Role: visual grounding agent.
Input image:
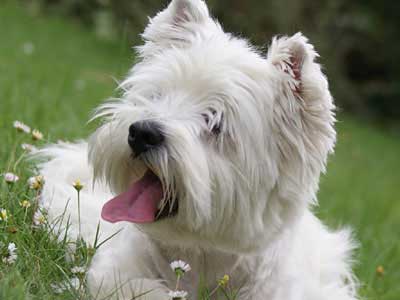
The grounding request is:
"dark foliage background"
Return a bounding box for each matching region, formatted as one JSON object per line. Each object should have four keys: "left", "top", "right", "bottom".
{"left": 24, "top": 0, "right": 400, "bottom": 122}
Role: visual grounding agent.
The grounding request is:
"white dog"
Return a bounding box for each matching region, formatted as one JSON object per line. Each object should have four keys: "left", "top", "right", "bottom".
{"left": 37, "top": 0, "right": 359, "bottom": 299}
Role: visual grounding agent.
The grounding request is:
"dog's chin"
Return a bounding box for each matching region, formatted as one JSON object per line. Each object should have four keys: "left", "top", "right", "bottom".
{"left": 155, "top": 194, "right": 179, "bottom": 221}
{"left": 143, "top": 168, "right": 179, "bottom": 221}
{"left": 101, "top": 168, "right": 179, "bottom": 224}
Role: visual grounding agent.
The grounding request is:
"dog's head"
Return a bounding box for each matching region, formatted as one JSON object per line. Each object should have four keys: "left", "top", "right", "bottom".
{"left": 88, "top": 0, "right": 335, "bottom": 254}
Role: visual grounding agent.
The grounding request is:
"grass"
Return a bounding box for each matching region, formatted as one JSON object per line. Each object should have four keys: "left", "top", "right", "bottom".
{"left": 0, "top": 1, "right": 399, "bottom": 299}
{"left": 317, "top": 120, "right": 400, "bottom": 300}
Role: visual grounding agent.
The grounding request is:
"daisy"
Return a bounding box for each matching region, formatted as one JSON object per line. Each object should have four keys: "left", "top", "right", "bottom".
{"left": 50, "top": 282, "right": 67, "bottom": 295}
{"left": 51, "top": 277, "right": 80, "bottom": 294}
{"left": 28, "top": 175, "right": 44, "bottom": 190}
{"left": 22, "top": 42, "right": 35, "bottom": 55}
{"left": 71, "top": 266, "right": 86, "bottom": 275}
{"left": 2, "top": 242, "right": 17, "bottom": 265}
{"left": 74, "top": 79, "right": 86, "bottom": 91}
{"left": 21, "top": 143, "right": 37, "bottom": 152}
{"left": 72, "top": 180, "right": 84, "bottom": 192}
{"left": 168, "top": 290, "right": 188, "bottom": 300}
{"left": 4, "top": 172, "right": 19, "bottom": 183}
{"left": 170, "top": 260, "right": 191, "bottom": 274}
{"left": 8, "top": 243, "right": 17, "bottom": 254}
{"left": 33, "top": 210, "right": 46, "bottom": 227}
{"left": 13, "top": 120, "right": 31, "bottom": 133}
{"left": 69, "top": 277, "right": 80, "bottom": 289}
{"left": 0, "top": 208, "right": 8, "bottom": 221}
{"left": 32, "top": 129, "right": 43, "bottom": 141}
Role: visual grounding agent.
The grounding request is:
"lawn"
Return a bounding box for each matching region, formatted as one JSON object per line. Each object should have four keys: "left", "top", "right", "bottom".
{"left": 0, "top": 2, "right": 399, "bottom": 299}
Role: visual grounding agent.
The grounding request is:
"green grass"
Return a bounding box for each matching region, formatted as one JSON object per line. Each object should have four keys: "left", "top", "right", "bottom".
{"left": 0, "top": 2, "right": 131, "bottom": 299}
{"left": 0, "top": 2, "right": 399, "bottom": 299}
{"left": 317, "top": 120, "right": 400, "bottom": 300}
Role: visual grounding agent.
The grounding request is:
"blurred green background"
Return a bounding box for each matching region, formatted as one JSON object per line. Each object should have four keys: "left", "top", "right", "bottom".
{"left": 19, "top": 0, "right": 400, "bottom": 125}
{"left": 0, "top": 0, "right": 399, "bottom": 299}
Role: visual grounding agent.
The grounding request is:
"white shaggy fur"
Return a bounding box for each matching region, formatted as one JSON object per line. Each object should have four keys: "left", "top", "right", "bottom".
{"left": 36, "top": 0, "right": 359, "bottom": 299}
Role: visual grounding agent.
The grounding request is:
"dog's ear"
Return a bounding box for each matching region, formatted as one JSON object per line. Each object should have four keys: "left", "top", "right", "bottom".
{"left": 168, "top": 0, "right": 210, "bottom": 24}
{"left": 268, "top": 33, "right": 326, "bottom": 101}
{"left": 140, "top": 0, "right": 211, "bottom": 54}
{"left": 267, "top": 33, "right": 336, "bottom": 199}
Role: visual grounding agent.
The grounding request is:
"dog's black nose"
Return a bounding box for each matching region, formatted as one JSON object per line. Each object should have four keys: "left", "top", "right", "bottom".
{"left": 128, "top": 121, "right": 164, "bottom": 155}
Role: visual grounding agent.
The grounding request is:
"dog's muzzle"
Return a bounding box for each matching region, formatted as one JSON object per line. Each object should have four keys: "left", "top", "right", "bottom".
{"left": 128, "top": 121, "right": 164, "bottom": 156}
{"left": 100, "top": 122, "right": 178, "bottom": 224}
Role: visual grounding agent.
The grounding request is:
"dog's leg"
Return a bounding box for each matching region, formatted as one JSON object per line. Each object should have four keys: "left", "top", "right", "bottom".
{"left": 87, "top": 229, "right": 170, "bottom": 300}
{"left": 287, "top": 211, "right": 358, "bottom": 300}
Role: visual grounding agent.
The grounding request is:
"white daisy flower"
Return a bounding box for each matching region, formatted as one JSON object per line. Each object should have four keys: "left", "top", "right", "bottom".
{"left": 51, "top": 277, "right": 80, "bottom": 294}
{"left": 71, "top": 266, "right": 86, "bottom": 275}
{"left": 170, "top": 260, "right": 191, "bottom": 274}
{"left": 4, "top": 172, "right": 19, "bottom": 183}
{"left": 28, "top": 175, "right": 44, "bottom": 190}
{"left": 32, "top": 129, "right": 44, "bottom": 141}
{"left": 69, "top": 277, "right": 80, "bottom": 289}
{"left": 22, "top": 42, "right": 35, "bottom": 55}
{"left": 168, "top": 290, "right": 188, "bottom": 299}
{"left": 74, "top": 79, "right": 86, "bottom": 91}
{"left": 13, "top": 120, "right": 31, "bottom": 133}
{"left": 2, "top": 242, "right": 18, "bottom": 265}
{"left": 8, "top": 243, "right": 17, "bottom": 253}
{"left": 33, "top": 210, "right": 46, "bottom": 227}
{"left": 21, "top": 143, "right": 37, "bottom": 152}
{"left": 0, "top": 208, "right": 8, "bottom": 221}
{"left": 50, "top": 282, "right": 67, "bottom": 294}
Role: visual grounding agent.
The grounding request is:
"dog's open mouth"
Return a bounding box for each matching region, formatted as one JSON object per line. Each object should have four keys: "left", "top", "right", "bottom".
{"left": 101, "top": 170, "right": 177, "bottom": 223}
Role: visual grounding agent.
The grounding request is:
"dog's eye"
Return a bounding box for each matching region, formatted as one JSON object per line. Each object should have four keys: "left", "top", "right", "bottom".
{"left": 202, "top": 110, "right": 222, "bottom": 136}
{"left": 202, "top": 113, "right": 210, "bottom": 124}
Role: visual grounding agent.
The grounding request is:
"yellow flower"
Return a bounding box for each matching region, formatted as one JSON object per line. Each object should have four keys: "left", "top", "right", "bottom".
{"left": 0, "top": 208, "right": 8, "bottom": 221}
{"left": 72, "top": 180, "right": 84, "bottom": 192}
{"left": 28, "top": 175, "right": 44, "bottom": 190}
{"left": 218, "top": 274, "right": 230, "bottom": 287}
{"left": 20, "top": 200, "right": 31, "bottom": 208}
{"left": 32, "top": 129, "right": 43, "bottom": 141}
{"left": 376, "top": 265, "right": 384, "bottom": 276}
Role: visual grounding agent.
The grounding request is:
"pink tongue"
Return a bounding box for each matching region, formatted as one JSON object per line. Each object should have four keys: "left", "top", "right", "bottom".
{"left": 101, "top": 171, "right": 163, "bottom": 223}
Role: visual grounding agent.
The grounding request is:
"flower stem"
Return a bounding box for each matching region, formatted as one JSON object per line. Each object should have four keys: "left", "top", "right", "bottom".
{"left": 23, "top": 208, "right": 28, "bottom": 224}
{"left": 209, "top": 286, "right": 219, "bottom": 297}
{"left": 175, "top": 274, "right": 181, "bottom": 291}
{"left": 77, "top": 190, "right": 81, "bottom": 238}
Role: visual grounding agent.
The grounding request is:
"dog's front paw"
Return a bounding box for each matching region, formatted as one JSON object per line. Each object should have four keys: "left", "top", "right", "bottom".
{"left": 87, "top": 270, "right": 169, "bottom": 300}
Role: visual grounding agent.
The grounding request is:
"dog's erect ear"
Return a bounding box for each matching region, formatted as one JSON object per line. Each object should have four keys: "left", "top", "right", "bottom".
{"left": 140, "top": 0, "right": 211, "bottom": 54}
{"left": 267, "top": 33, "right": 336, "bottom": 200}
{"left": 267, "top": 32, "right": 335, "bottom": 141}
{"left": 268, "top": 33, "right": 317, "bottom": 98}
{"left": 169, "top": 0, "right": 210, "bottom": 24}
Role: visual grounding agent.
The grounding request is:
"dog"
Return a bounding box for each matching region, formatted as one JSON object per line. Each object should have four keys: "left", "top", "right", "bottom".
{"left": 37, "top": 0, "right": 359, "bottom": 299}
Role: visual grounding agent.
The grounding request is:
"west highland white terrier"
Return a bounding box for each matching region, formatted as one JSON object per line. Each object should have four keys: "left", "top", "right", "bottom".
{"left": 37, "top": 0, "right": 359, "bottom": 299}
